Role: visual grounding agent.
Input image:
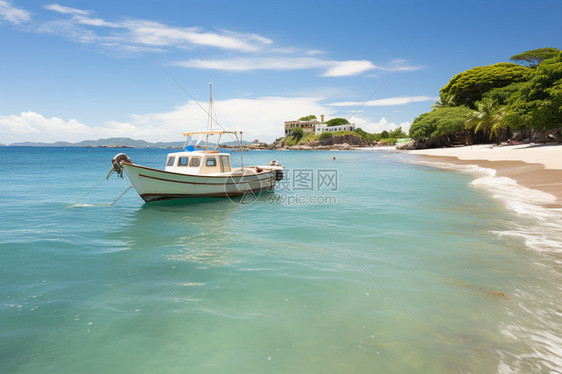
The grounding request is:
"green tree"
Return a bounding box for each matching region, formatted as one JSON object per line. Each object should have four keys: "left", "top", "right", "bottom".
{"left": 380, "top": 130, "right": 389, "bottom": 138}
{"left": 504, "top": 52, "right": 562, "bottom": 131}
{"left": 326, "top": 118, "right": 350, "bottom": 127}
{"left": 440, "top": 63, "right": 531, "bottom": 109}
{"left": 431, "top": 93, "right": 456, "bottom": 109}
{"left": 355, "top": 128, "right": 376, "bottom": 141}
{"left": 481, "top": 82, "right": 525, "bottom": 106}
{"left": 292, "top": 127, "right": 304, "bottom": 141}
{"left": 409, "top": 106, "right": 473, "bottom": 139}
{"left": 510, "top": 47, "right": 561, "bottom": 68}
{"left": 299, "top": 115, "right": 317, "bottom": 121}
{"left": 319, "top": 132, "right": 333, "bottom": 140}
{"left": 465, "top": 99, "right": 505, "bottom": 143}
{"left": 388, "top": 127, "right": 407, "bottom": 138}
{"left": 409, "top": 112, "right": 435, "bottom": 139}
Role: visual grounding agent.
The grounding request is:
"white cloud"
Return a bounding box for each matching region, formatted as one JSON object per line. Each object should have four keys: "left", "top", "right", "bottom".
{"left": 329, "top": 96, "right": 434, "bottom": 107}
{"left": 0, "top": 112, "right": 95, "bottom": 143}
{"left": 40, "top": 4, "right": 272, "bottom": 53}
{"left": 124, "top": 96, "right": 333, "bottom": 142}
{"left": 322, "top": 60, "right": 377, "bottom": 77}
{"left": 380, "top": 59, "right": 425, "bottom": 72}
{"left": 176, "top": 56, "right": 422, "bottom": 77}
{"left": 1, "top": 96, "right": 418, "bottom": 144}
{"left": 178, "top": 57, "right": 382, "bottom": 77}
{"left": 0, "top": 0, "right": 30, "bottom": 24}
{"left": 0, "top": 111, "right": 173, "bottom": 144}
{"left": 73, "top": 15, "right": 119, "bottom": 28}
{"left": 119, "top": 20, "right": 270, "bottom": 51}
{"left": 0, "top": 97, "right": 334, "bottom": 144}
{"left": 176, "top": 57, "right": 331, "bottom": 71}
{"left": 352, "top": 116, "right": 411, "bottom": 134}
{"left": 36, "top": 19, "right": 99, "bottom": 44}
{"left": 305, "top": 49, "right": 327, "bottom": 56}
{"left": 0, "top": 3, "right": 423, "bottom": 78}
{"left": 0, "top": 100, "right": 418, "bottom": 145}
{"left": 44, "top": 4, "right": 90, "bottom": 16}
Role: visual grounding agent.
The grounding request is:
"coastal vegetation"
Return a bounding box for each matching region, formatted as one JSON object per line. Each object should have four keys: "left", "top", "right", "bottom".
{"left": 410, "top": 48, "right": 562, "bottom": 146}
{"left": 291, "top": 127, "right": 304, "bottom": 142}
{"left": 355, "top": 127, "right": 408, "bottom": 146}
{"left": 409, "top": 106, "right": 473, "bottom": 145}
{"left": 509, "top": 47, "right": 560, "bottom": 68}
{"left": 465, "top": 99, "right": 504, "bottom": 143}
{"left": 283, "top": 113, "right": 410, "bottom": 147}
{"left": 283, "top": 130, "right": 362, "bottom": 146}
{"left": 282, "top": 115, "right": 364, "bottom": 147}
{"left": 299, "top": 114, "right": 317, "bottom": 121}
{"left": 439, "top": 63, "right": 531, "bottom": 108}
{"left": 326, "top": 117, "right": 350, "bottom": 127}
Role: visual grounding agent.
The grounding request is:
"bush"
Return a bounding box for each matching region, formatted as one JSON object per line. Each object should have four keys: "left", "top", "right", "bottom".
{"left": 409, "top": 106, "right": 473, "bottom": 139}
{"left": 440, "top": 63, "right": 531, "bottom": 108}
{"left": 378, "top": 138, "right": 397, "bottom": 146}
{"left": 299, "top": 115, "right": 317, "bottom": 121}
{"left": 283, "top": 130, "right": 362, "bottom": 146}
{"left": 355, "top": 128, "right": 376, "bottom": 141}
{"left": 292, "top": 127, "right": 304, "bottom": 141}
{"left": 326, "top": 118, "right": 350, "bottom": 127}
{"left": 319, "top": 132, "right": 333, "bottom": 140}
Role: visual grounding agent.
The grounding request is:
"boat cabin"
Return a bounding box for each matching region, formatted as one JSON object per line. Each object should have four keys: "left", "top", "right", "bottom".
{"left": 164, "top": 150, "right": 232, "bottom": 175}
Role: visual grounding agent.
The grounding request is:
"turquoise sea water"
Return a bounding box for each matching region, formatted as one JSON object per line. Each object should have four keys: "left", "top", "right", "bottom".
{"left": 1, "top": 147, "right": 561, "bottom": 373}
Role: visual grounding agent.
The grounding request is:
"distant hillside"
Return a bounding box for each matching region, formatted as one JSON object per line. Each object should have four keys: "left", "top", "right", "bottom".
{"left": 8, "top": 137, "right": 254, "bottom": 148}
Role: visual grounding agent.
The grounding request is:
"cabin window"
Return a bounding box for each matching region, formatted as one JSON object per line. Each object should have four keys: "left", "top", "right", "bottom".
{"left": 167, "top": 156, "right": 176, "bottom": 166}
{"left": 178, "top": 157, "right": 188, "bottom": 166}
{"left": 220, "top": 156, "right": 230, "bottom": 172}
{"left": 189, "top": 157, "right": 201, "bottom": 167}
{"left": 206, "top": 157, "right": 217, "bottom": 167}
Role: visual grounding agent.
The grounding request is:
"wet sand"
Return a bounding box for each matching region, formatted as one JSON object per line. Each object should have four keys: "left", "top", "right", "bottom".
{"left": 410, "top": 144, "right": 562, "bottom": 205}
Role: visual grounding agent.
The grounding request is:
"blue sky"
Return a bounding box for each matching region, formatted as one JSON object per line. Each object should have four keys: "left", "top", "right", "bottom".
{"left": 0, "top": 0, "right": 561, "bottom": 144}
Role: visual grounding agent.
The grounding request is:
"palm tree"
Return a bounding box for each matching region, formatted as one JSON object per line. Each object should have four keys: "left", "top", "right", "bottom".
{"left": 431, "top": 93, "right": 456, "bottom": 109}
{"left": 465, "top": 99, "right": 505, "bottom": 144}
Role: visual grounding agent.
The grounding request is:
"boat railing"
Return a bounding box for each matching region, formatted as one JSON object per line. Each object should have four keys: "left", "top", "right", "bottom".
{"left": 182, "top": 130, "right": 245, "bottom": 169}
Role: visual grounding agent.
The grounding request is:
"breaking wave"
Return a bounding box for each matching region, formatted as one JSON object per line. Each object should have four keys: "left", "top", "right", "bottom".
{"left": 414, "top": 160, "right": 562, "bottom": 253}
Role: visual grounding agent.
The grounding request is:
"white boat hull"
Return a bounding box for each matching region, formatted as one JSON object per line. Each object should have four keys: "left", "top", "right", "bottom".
{"left": 122, "top": 162, "right": 281, "bottom": 202}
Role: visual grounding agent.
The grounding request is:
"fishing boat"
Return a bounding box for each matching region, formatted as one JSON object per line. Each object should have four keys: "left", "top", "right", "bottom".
{"left": 107, "top": 85, "right": 284, "bottom": 203}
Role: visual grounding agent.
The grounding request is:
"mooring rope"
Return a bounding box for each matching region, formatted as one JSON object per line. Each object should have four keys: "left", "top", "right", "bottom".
{"left": 68, "top": 173, "right": 133, "bottom": 208}
{"left": 70, "top": 175, "right": 107, "bottom": 207}
{"left": 110, "top": 185, "right": 133, "bottom": 206}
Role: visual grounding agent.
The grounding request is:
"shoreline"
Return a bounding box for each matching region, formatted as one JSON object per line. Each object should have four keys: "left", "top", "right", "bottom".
{"left": 409, "top": 144, "right": 562, "bottom": 205}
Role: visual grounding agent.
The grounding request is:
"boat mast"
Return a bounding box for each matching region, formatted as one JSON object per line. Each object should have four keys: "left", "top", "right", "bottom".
{"left": 206, "top": 82, "right": 213, "bottom": 150}
{"left": 240, "top": 131, "right": 244, "bottom": 169}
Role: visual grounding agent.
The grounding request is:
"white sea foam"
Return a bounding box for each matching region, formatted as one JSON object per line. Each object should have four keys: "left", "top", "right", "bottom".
{"left": 65, "top": 203, "right": 111, "bottom": 208}
{"left": 415, "top": 159, "right": 497, "bottom": 177}
{"left": 414, "top": 159, "right": 562, "bottom": 253}
{"left": 497, "top": 320, "right": 562, "bottom": 372}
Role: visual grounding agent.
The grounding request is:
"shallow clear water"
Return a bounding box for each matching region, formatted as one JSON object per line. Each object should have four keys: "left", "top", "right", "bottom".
{"left": 1, "top": 147, "right": 561, "bottom": 373}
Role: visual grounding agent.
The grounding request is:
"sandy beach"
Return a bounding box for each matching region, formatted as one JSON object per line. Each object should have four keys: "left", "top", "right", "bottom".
{"left": 409, "top": 144, "right": 562, "bottom": 204}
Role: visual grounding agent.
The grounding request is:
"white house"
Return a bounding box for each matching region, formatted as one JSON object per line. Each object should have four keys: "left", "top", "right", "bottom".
{"left": 284, "top": 118, "right": 355, "bottom": 136}
{"left": 314, "top": 123, "right": 355, "bottom": 135}
{"left": 284, "top": 119, "right": 319, "bottom": 136}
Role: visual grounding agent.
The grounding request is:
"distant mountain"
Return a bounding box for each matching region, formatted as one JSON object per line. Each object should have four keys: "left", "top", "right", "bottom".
{"left": 8, "top": 137, "right": 177, "bottom": 148}
{"left": 10, "top": 141, "right": 80, "bottom": 147}
{"left": 8, "top": 137, "right": 255, "bottom": 148}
